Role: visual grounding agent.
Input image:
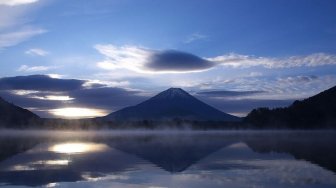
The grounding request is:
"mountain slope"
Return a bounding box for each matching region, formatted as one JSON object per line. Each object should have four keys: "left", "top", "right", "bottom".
{"left": 104, "top": 88, "right": 240, "bottom": 121}
{"left": 0, "top": 96, "right": 40, "bottom": 127}
{"left": 244, "top": 85, "right": 336, "bottom": 128}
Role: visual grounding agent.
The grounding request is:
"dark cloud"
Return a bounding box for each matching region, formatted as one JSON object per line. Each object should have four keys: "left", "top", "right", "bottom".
{"left": 146, "top": 50, "right": 214, "bottom": 72}
{"left": 0, "top": 90, "right": 64, "bottom": 118}
{"left": 0, "top": 90, "right": 61, "bottom": 109}
{"left": 0, "top": 75, "right": 84, "bottom": 91}
{"left": 0, "top": 75, "right": 148, "bottom": 117}
{"left": 197, "top": 90, "right": 266, "bottom": 97}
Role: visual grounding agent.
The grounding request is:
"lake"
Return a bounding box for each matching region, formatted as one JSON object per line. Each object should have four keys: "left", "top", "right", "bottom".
{"left": 0, "top": 130, "right": 335, "bottom": 188}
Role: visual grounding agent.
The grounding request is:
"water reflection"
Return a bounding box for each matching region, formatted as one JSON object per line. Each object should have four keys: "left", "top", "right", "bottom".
{"left": 8, "top": 160, "right": 70, "bottom": 171}
{"left": 0, "top": 131, "right": 335, "bottom": 187}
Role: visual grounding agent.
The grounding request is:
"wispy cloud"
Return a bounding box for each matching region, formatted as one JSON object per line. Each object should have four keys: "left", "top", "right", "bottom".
{"left": 277, "top": 75, "right": 318, "bottom": 84}
{"left": 194, "top": 75, "right": 336, "bottom": 100}
{"left": 0, "top": 0, "right": 46, "bottom": 49}
{"left": 25, "top": 48, "right": 49, "bottom": 56}
{"left": 96, "top": 44, "right": 336, "bottom": 75}
{"left": 82, "top": 79, "right": 130, "bottom": 88}
{"left": 0, "top": 0, "right": 39, "bottom": 6}
{"left": 95, "top": 44, "right": 152, "bottom": 72}
{"left": 31, "top": 95, "right": 74, "bottom": 101}
{"left": 17, "top": 65, "right": 55, "bottom": 72}
{"left": 0, "top": 28, "right": 46, "bottom": 48}
{"left": 184, "top": 33, "right": 208, "bottom": 44}
{"left": 207, "top": 53, "right": 336, "bottom": 68}
{"left": 197, "top": 90, "right": 266, "bottom": 97}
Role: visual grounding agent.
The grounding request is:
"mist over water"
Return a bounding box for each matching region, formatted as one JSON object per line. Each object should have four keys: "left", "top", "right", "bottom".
{"left": 0, "top": 130, "right": 335, "bottom": 187}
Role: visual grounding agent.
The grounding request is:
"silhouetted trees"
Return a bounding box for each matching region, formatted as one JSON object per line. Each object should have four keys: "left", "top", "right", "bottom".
{"left": 245, "top": 85, "right": 336, "bottom": 129}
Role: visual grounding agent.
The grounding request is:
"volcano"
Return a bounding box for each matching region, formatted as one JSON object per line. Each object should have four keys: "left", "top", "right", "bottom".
{"left": 104, "top": 88, "right": 240, "bottom": 121}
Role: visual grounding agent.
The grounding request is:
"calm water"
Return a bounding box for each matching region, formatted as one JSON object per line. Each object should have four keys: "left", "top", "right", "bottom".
{"left": 0, "top": 130, "right": 335, "bottom": 188}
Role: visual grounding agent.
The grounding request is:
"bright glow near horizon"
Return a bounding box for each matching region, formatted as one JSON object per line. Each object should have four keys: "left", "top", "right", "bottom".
{"left": 49, "top": 143, "right": 108, "bottom": 154}
{"left": 49, "top": 107, "right": 108, "bottom": 118}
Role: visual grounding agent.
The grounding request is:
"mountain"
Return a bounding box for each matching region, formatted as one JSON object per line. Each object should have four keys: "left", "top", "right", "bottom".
{"left": 0, "top": 96, "right": 39, "bottom": 128}
{"left": 103, "top": 88, "right": 240, "bottom": 122}
{"left": 244, "top": 85, "right": 336, "bottom": 128}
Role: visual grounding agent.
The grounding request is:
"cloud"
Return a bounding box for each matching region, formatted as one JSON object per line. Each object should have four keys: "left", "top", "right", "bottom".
{"left": 82, "top": 79, "right": 130, "bottom": 88}
{"left": 0, "top": 27, "right": 46, "bottom": 48}
{"left": 147, "top": 50, "right": 214, "bottom": 72}
{"left": 96, "top": 44, "right": 336, "bottom": 74}
{"left": 190, "top": 74, "right": 336, "bottom": 101}
{"left": 207, "top": 53, "right": 336, "bottom": 68}
{"left": 0, "top": 1, "right": 46, "bottom": 49}
{"left": 0, "top": 5, "right": 29, "bottom": 30}
{"left": 0, "top": 90, "right": 62, "bottom": 111}
{"left": 277, "top": 75, "right": 318, "bottom": 83}
{"left": 0, "top": 75, "right": 147, "bottom": 117}
{"left": 25, "top": 48, "right": 49, "bottom": 56}
{"left": 30, "top": 95, "right": 74, "bottom": 101}
{"left": 0, "top": 0, "right": 39, "bottom": 6}
{"left": 184, "top": 33, "right": 208, "bottom": 44}
{"left": 95, "top": 44, "right": 215, "bottom": 73}
{"left": 0, "top": 75, "right": 85, "bottom": 91}
{"left": 197, "top": 90, "right": 266, "bottom": 97}
{"left": 95, "top": 44, "right": 152, "bottom": 72}
{"left": 17, "top": 65, "right": 55, "bottom": 72}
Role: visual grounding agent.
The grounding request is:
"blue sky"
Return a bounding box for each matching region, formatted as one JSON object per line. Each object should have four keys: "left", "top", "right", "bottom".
{"left": 0, "top": 0, "right": 336, "bottom": 118}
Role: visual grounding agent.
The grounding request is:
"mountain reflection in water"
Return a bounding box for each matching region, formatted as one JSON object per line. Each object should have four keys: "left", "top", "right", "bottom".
{"left": 0, "top": 131, "right": 335, "bottom": 187}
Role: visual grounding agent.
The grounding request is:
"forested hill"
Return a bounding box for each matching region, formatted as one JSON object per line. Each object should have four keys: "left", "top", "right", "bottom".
{"left": 0, "top": 96, "right": 39, "bottom": 128}
{"left": 244, "top": 86, "right": 336, "bottom": 129}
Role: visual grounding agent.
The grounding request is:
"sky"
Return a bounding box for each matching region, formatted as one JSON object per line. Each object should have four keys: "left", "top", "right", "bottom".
{"left": 0, "top": 0, "right": 336, "bottom": 118}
